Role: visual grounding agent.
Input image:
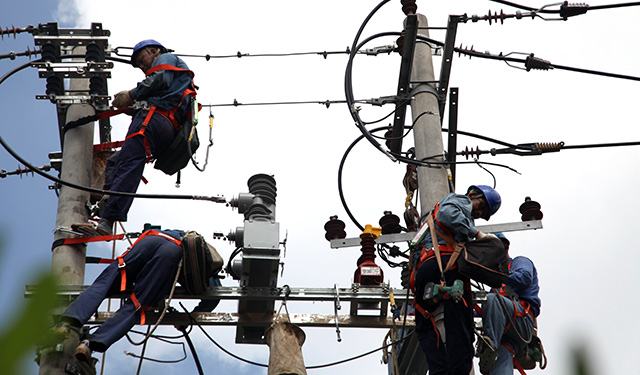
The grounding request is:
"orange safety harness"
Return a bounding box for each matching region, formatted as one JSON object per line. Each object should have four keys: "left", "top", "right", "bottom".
{"left": 124, "top": 64, "right": 197, "bottom": 163}
{"left": 474, "top": 260, "right": 535, "bottom": 374}
{"left": 410, "top": 203, "right": 470, "bottom": 346}
{"left": 115, "top": 229, "right": 182, "bottom": 325}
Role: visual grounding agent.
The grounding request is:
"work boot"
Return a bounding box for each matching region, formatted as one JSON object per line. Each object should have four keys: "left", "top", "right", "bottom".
{"left": 96, "top": 218, "right": 113, "bottom": 236}
{"left": 74, "top": 339, "right": 92, "bottom": 363}
{"left": 476, "top": 335, "right": 498, "bottom": 375}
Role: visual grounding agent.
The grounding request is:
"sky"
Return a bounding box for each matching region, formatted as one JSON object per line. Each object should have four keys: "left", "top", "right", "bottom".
{"left": 1, "top": 0, "right": 639, "bottom": 374}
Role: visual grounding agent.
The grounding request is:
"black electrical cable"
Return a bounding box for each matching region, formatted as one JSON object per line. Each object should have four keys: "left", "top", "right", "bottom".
{"left": 338, "top": 126, "right": 521, "bottom": 231}
{"left": 177, "top": 325, "right": 205, "bottom": 375}
{"left": 417, "top": 35, "right": 640, "bottom": 82}
{"left": 489, "top": 0, "right": 640, "bottom": 12}
{"left": 345, "top": 0, "right": 396, "bottom": 162}
{"left": 0, "top": 60, "right": 226, "bottom": 204}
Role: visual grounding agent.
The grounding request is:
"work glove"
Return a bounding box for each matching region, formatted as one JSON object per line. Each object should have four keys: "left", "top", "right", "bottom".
{"left": 112, "top": 90, "right": 134, "bottom": 108}
{"left": 476, "top": 231, "right": 498, "bottom": 241}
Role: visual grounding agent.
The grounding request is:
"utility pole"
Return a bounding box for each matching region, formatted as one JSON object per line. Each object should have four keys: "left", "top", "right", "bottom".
{"left": 40, "top": 46, "right": 95, "bottom": 375}
{"left": 409, "top": 13, "right": 450, "bottom": 213}
{"left": 34, "top": 23, "right": 111, "bottom": 373}
{"left": 50, "top": 47, "right": 94, "bottom": 286}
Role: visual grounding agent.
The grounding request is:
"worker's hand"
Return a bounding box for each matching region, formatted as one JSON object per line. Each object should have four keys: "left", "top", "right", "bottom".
{"left": 112, "top": 90, "right": 134, "bottom": 108}
{"left": 476, "top": 231, "right": 498, "bottom": 241}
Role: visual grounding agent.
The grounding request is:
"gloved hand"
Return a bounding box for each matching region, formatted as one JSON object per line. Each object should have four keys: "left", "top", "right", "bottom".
{"left": 112, "top": 90, "right": 134, "bottom": 108}
{"left": 476, "top": 231, "right": 498, "bottom": 241}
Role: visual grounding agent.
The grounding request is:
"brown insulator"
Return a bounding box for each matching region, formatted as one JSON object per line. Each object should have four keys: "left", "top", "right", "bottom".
{"left": 379, "top": 211, "right": 402, "bottom": 235}
{"left": 400, "top": 0, "right": 418, "bottom": 15}
{"left": 519, "top": 197, "right": 543, "bottom": 221}
{"left": 384, "top": 125, "right": 394, "bottom": 149}
{"left": 324, "top": 215, "right": 346, "bottom": 241}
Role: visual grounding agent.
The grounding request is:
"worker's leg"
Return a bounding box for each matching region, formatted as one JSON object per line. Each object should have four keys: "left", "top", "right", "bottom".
{"left": 443, "top": 271, "right": 473, "bottom": 375}
{"left": 101, "top": 112, "right": 175, "bottom": 222}
{"left": 89, "top": 236, "right": 182, "bottom": 351}
{"left": 60, "top": 262, "right": 121, "bottom": 327}
{"left": 414, "top": 259, "right": 449, "bottom": 375}
{"left": 492, "top": 344, "right": 516, "bottom": 375}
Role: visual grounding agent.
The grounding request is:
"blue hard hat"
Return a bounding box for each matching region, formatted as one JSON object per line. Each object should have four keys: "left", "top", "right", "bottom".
{"left": 468, "top": 185, "right": 501, "bottom": 220}
{"left": 131, "top": 39, "right": 166, "bottom": 67}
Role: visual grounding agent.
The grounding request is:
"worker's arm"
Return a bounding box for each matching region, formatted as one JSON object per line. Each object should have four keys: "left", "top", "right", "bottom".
{"left": 503, "top": 256, "right": 535, "bottom": 290}
{"left": 436, "top": 194, "right": 480, "bottom": 242}
{"left": 130, "top": 53, "right": 180, "bottom": 100}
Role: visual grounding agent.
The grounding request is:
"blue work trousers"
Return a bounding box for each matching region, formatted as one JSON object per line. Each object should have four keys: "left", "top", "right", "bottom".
{"left": 61, "top": 235, "right": 182, "bottom": 352}
{"left": 414, "top": 255, "right": 474, "bottom": 375}
{"left": 102, "top": 110, "right": 176, "bottom": 222}
{"left": 482, "top": 293, "right": 535, "bottom": 375}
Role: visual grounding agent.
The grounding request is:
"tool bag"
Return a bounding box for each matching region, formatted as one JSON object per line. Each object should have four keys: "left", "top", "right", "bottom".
{"left": 515, "top": 327, "right": 547, "bottom": 370}
{"left": 453, "top": 237, "right": 509, "bottom": 288}
{"left": 154, "top": 99, "right": 200, "bottom": 176}
{"left": 179, "top": 231, "right": 223, "bottom": 294}
{"left": 427, "top": 215, "right": 508, "bottom": 288}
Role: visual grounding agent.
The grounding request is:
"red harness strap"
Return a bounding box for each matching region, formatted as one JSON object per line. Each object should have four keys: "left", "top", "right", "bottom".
{"left": 129, "top": 292, "right": 152, "bottom": 325}
{"left": 144, "top": 64, "right": 197, "bottom": 130}
{"left": 123, "top": 64, "right": 198, "bottom": 161}
{"left": 502, "top": 343, "right": 528, "bottom": 375}
{"left": 124, "top": 106, "right": 156, "bottom": 162}
{"left": 115, "top": 230, "right": 182, "bottom": 292}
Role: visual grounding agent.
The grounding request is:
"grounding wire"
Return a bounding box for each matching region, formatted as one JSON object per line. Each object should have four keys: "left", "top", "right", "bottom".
{"left": 0, "top": 59, "right": 226, "bottom": 204}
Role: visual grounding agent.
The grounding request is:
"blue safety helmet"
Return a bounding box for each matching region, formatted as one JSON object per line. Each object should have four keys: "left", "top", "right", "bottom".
{"left": 131, "top": 39, "right": 166, "bottom": 67}
{"left": 468, "top": 185, "right": 501, "bottom": 221}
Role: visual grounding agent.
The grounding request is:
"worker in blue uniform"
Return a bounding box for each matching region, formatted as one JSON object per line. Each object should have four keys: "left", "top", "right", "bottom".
{"left": 412, "top": 185, "right": 501, "bottom": 375}
{"left": 76, "top": 39, "right": 196, "bottom": 235}
{"left": 53, "top": 229, "right": 220, "bottom": 363}
{"left": 477, "top": 233, "right": 541, "bottom": 375}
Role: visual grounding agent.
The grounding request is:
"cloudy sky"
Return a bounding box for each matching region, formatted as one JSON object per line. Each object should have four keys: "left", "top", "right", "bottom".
{"left": 1, "top": 1, "right": 639, "bottom": 374}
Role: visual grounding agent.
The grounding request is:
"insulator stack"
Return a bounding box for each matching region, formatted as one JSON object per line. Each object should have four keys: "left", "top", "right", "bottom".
{"left": 379, "top": 211, "right": 402, "bottom": 235}
{"left": 0, "top": 24, "right": 32, "bottom": 39}
{"left": 85, "top": 42, "right": 104, "bottom": 62}
{"left": 40, "top": 42, "right": 60, "bottom": 63}
{"left": 519, "top": 197, "right": 543, "bottom": 221}
{"left": 45, "top": 76, "right": 64, "bottom": 96}
{"left": 324, "top": 215, "right": 346, "bottom": 241}
{"left": 534, "top": 141, "right": 565, "bottom": 152}
{"left": 457, "top": 44, "right": 475, "bottom": 59}
{"left": 89, "top": 76, "right": 106, "bottom": 95}
{"left": 525, "top": 54, "right": 552, "bottom": 71}
{"left": 247, "top": 173, "right": 277, "bottom": 204}
{"left": 354, "top": 227, "right": 384, "bottom": 286}
{"left": 460, "top": 146, "right": 482, "bottom": 160}
{"left": 384, "top": 125, "right": 394, "bottom": 149}
{"left": 400, "top": 0, "right": 417, "bottom": 15}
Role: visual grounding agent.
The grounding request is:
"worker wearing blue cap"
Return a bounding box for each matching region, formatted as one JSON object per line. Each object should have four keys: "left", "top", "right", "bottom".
{"left": 477, "top": 233, "right": 542, "bottom": 374}
{"left": 412, "top": 185, "right": 501, "bottom": 375}
{"left": 74, "top": 39, "right": 196, "bottom": 236}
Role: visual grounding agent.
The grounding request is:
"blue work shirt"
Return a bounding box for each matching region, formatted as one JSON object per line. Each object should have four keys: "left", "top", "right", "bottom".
{"left": 130, "top": 53, "right": 193, "bottom": 123}
{"left": 504, "top": 256, "right": 541, "bottom": 317}
{"left": 419, "top": 193, "right": 480, "bottom": 248}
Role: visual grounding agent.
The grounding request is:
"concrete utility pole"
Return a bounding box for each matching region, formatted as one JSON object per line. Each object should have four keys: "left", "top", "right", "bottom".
{"left": 409, "top": 13, "right": 450, "bottom": 213}
{"left": 50, "top": 47, "right": 94, "bottom": 287}
{"left": 41, "top": 46, "right": 95, "bottom": 375}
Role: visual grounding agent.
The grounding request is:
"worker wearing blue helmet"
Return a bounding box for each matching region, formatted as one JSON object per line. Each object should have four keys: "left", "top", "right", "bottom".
{"left": 477, "top": 233, "right": 542, "bottom": 375}
{"left": 74, "top": 39, "right": 196, "bottom": 235}
{"left": 412, "top": 185, "right": 501, "bottom": 375}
